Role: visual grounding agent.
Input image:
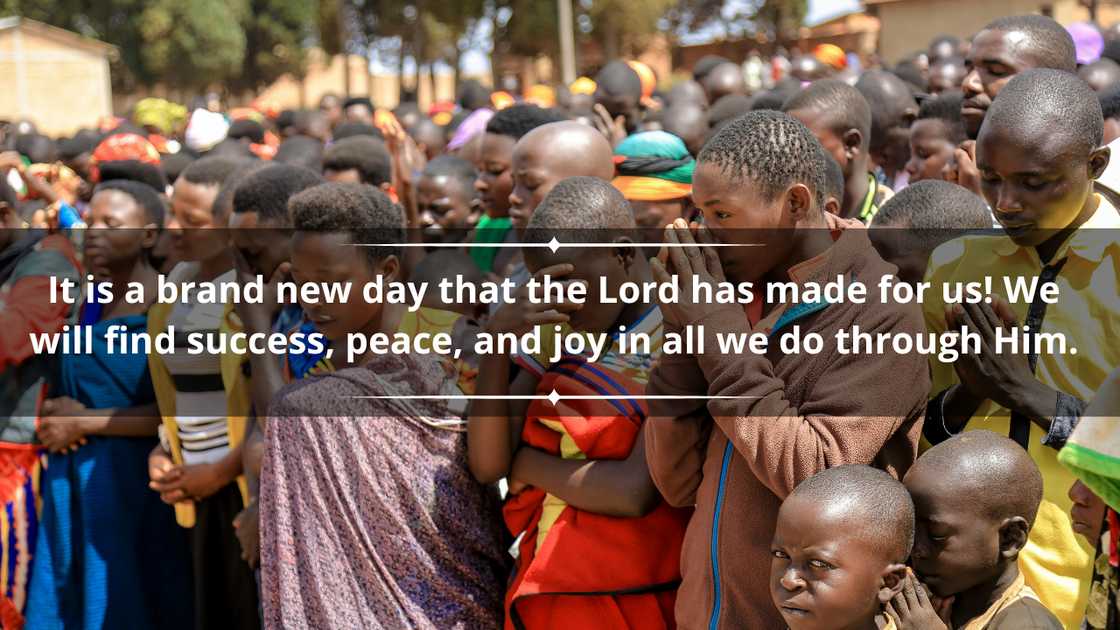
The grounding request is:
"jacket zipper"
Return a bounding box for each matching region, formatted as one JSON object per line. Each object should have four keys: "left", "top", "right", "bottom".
{"left": 708, "top": 440, "right": 734, "bottom": 630}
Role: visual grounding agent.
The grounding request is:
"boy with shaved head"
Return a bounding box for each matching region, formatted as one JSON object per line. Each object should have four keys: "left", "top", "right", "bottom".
{"left": 469, "top": 177, "right": 688, "bottom": 630}
{"left": 897, "top": 431, "right": 1062, "bottom": 629}
{"left": 644, "top": 110, "right": 929, "bottom": 629}
{"left": 784, "top": 79, "right": 890, "bottom": 223}
{"left": 855, "top": 70, "right": 919, "bottom": 191}
{"left": 924, "top": 69, "right": 1120, "bottom": 628}
{"left": 770, "top": 465, "right": 914, "bottom": 630}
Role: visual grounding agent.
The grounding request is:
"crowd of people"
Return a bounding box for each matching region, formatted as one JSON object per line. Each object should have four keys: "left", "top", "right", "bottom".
{"left": 0, "top": 10, "right": 1119, "bottom": 630}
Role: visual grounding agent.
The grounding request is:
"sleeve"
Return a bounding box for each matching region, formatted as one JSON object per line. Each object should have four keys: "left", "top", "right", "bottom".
{"left": 695, "top": 303, "right": 929, "bottom": 500}
{"left": 0, "top": 270, "right": 75, "bottom": 370}
{"left": 644, "top": 321, "right": 714, "bottom": 508}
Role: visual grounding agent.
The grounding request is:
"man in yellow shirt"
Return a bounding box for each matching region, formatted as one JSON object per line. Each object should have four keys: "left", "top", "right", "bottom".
{"left": 923, "top": 69, "right": 1120, "bottom": 629}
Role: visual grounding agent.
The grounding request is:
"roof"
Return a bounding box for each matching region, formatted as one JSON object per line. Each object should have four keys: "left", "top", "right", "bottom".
{"left": 0, "top": 16, "right": 117, "bottom": 57}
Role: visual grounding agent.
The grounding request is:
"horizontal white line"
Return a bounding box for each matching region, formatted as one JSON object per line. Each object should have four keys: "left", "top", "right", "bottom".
{"left": 347, "top": 394, "right": 759, "bottom": 400}
{"left": 353, "top": 242, "right": 763, "bottom": 248}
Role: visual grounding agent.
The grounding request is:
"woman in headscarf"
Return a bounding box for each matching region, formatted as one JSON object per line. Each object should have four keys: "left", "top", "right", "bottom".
{"left": 610, "top": 130, "right": 695, "bottom": 234}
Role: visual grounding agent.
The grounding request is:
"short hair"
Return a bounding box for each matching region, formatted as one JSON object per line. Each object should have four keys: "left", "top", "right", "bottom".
{"left": 227, "top": 119, "right": 266, "bottom": 144}
{"left": 783, "top": 79, "right": 872, "bottom": 146}
{"left": 15, "top": 134, "right": 56, "bottom": 164}
{"left": 873, "top": 180, "right": 992, "bottom": 252}
{"left": 693, "top": 55, "right": 731, "bottom": 81}
{"left": 524, "top": 176, "right": 635, "bottom": 246}
{"left": 1101, "top": 84, "right": 1120, "bottom": 120}
{"left": 708, "top": 94, "right": 753, "bottom": 131}
{"left": 275, "top": 109, "right": 298, "bottom": 130}
{"left": 98, "top": 160, "right": 169, "bottom": 194}
{"left": 207, "top": 137, "right": 256, "bottom": 159}
{"left": 485, "top": 104, "right": 568, "bottom": 140}
{"left": 212, "top": 161, "right": 267, "bottom": 218}
{"left": 750, "top": 90, "right": 787, "bottom": 111}
{"left": 160, "top": 152, "right": 197, "bottom": 184}
{"left": 916, "top": 91, "right": 967, "bottom": 145}
{"left": 699, "top": 110, "right": 828, "bottom": 208}
{"left": 94, "top": 179, "right": 166, "bottom": 226}
{"left": 855, "top": 71, "right": 918, "bottom": 153}
{"left": 421, "top": 155, "right": 477, "bottom": 194}
{"left": 983, "top": 14, "right": 1077, "bottom": 73}
{"left": 892, "top": 61, "right": 927, "bottom": 93}
{"left": 787, "top": 465, "right": 915, "bottom": 562}
{"left": 58, "top": 134, "right": 98, "bottom": 160}
{"left": 1103, "top": 39, "right": 1120, "bottom": 66}
{"left": 822, "top": 153, "right": 844, "bottom": 203}
{"left": 232, "top": 163, "right": 324, "bottom": 224}
{"left": 929, "top": 34, "right": 960, "bottom": 54}
{"left": 908, "top": 430, "right": 1044, "bottom": 526}
{"left": 596, "top": 60, "right": 642, "bottom": 100}
{"left": 179, "top": 156, "right": 250, "bottom": 188}
{"left": 322, "top": 136, "right": 392, "bottom": 187}
{"left": 983, "top": 68, "right": 1103, "bottom": 157}
{"left": 411, "top": 250, "right": 483, "bottom": 288}
{"left": 458, "top": 79, "right": 492, "bottom": 111}
{"left": 274, "top": 135, "right": 325, "bottom": 171}
{"left": 332, "top": 121, "right": 384, "bottom": 141}
{"left": 343, "top": 96, "right": 374, "bottom": 112}
{"left": 290, "top": 182, "right": 404, "bottom": 263}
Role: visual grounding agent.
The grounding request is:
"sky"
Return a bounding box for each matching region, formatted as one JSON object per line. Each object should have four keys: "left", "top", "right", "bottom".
{"left": 392, "top": 0, "right": 865, "bottom": 76}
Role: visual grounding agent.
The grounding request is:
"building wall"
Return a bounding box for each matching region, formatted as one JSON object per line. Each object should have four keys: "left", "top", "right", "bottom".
{"left": 873, "top": 0, "right": 1120, "bottom": 64}
{"left": 0, "top": 27, "right": 112, "bottom": 136}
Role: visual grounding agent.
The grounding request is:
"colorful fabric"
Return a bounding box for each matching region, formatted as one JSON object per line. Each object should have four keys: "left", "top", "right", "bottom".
{"left": 626, "top": 61, "right": 658, "bottom": 108}
{"left": 260, "top": 353, "right": 508, "bottom": 629}
{"left": 21, "top": 165, "right": 80, "bottom": 205}
{"left": 133, "top": 98, "right": 188, "bottom": 137}
{"left": 1060, "top": 414, "right": 1120, "bottom": 512}
{"left": 447, "top": 108, "right": 493, "bottom": 151}
{"left": 923, "top": 196, "right": 1120, "bottom": 628}
{"left": 470, "top": 214, "right": 514, "bottom": 273}
{"left": 89, "top": 134, "right": 161, "bottom": 183}
{"left": 184, "top": 109, "right": 230, "bottom": 153}
{"left": 491, "top": 91, "right": 516, "bottom": 110}
{"left": 26, "top": 313, "right": 194, "bottom": 630}
{"left": 505, "top": 306, "right": 688, "bottom": 630}
{"left": 813, "top": 44, "right": 848, "bottom": 70}
{"left": 0, "top": 445, "right": 40, "bottom": 630}
{"left": 570, "top": 77, "right": 597, "bottom": 95}
{"left": 1069, "top": 22, "right": 1105, "bottom": 65}
{"left": 612, "top": 131, "right": 694, "bottom": 201}
{"left": 524, "top": 85, "right": 556, "bottom": 108}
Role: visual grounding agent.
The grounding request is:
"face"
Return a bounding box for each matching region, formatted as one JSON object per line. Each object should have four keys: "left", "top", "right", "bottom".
{"left": 962, "top": 29, "right": 1034, "bottom": 138}
{"left": 476, "top": 133, "right": 515, "bottom": 219}
{"left": 345, "top": 104, "right": 374, "bottom": 125}
{"left": 594, "top": 89, "right": 641, "bottom": 132}
{"left": 904, "top": 464, "right": 1005, "bottom": 598}
{"left": 319, "top": 97, "right": 342, "bottom": 128}
{"left": 1069, "top": 480, "right": 1107, "bottom": 542}
{"left": 927, "top": 63, "right": 966, "bottom": 94}
{"left": 691, "top": 161, "right": 806, "bottom": 283}
{"left": 788, "top": 108, "right": 851, "bottom": 177}
{"left": 631, "top": 199, "right": 690, "bottom": 230}
{"left": 290, "top": 232, "right": 397, "bottom": 342}
{"left": 524, "top": 244, "right": 629, "bottom": 334}
{"left": 228, "top": 211, "right": 291, "bottom": 279}
{"left": 417, "top": 174, "right": 477, "bottom": 240}
{"left": 508, "top": 138, "right": 587, "bottom": 234}
{"left": 167, "top": 179, "right": 228, "bottom": 263}
{"left": 976, "top": 122, "right": 1104, "bottom": 247}
{"left": 770, "top": 496, "right": 900, "bottom": 630}
{"left": 905, "top": 119, "right": 957, "bottom": 183}
{"left": 929, "top": 41, "right": 958, "bottom": 63}
{"left": 85, "top": 189, "right": 158, "bottom": 280}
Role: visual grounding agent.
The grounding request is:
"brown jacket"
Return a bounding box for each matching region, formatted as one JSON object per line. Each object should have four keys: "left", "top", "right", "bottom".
{"left": 646, "top": 223, "right": 929, "bottom": 629}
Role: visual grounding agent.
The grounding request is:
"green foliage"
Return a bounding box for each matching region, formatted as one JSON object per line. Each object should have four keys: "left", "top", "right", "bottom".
{"left": 139, "top": 0, "right": 248, "bottom": 90}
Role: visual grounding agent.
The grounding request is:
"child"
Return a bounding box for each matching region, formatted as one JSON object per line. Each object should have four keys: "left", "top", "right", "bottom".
{"left": 784, "top": 79, "right": 889, "bottom": 222}
{"left": 416, "top": 155, "right": 479, "bottom": 243}
{"left": 869, "top": 180, "right": 992, "bottom": 285}
{"left": 593, "top": 60, "right": 644, "bottom": 137}
{"left": 927, "top": 56, "right": 967, "bottom": 95}
{"left": 895, "top": 431, "right": 1062, "bottom": 629}
{"left": 905, "top": 92, "right": 967, "bottom": 184}
{"left": 28, "top": 180, "right": 193, "bottom": 630}
{"left": 473, "top": 104, "right": 566, "bottom": 274}
{"left": 854, "top": 71, "right": 918, "bottom": 191}
{"left": 468, "top": 176, "right": 689, "bottom": 629}
{"left": 146, "top": 156, "right": 261, "bottom": 630}
{"left": 260, "top": 182, "right": 508, "bottom": 628}
{"left": 770, "top": 465, "right": 913, "bottom": 630}
{"left": 923, "top": 69, "right": 1120, "bottom": 628}
{"left": 660, "top": 104, "right": 708, "bottom": 157}
{"left": 644, "top": 110, "right": 930, "bottom": 629}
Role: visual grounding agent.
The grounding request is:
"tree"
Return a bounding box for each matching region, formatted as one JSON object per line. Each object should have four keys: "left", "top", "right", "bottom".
{"left": 665, "top": 0, "right": 808, "bottom": 46}
{"left": 232, "top": 0, "right": 318, "bottom": 93}
{"left": 138, "top": 0, "right": 248, "bottom": 91}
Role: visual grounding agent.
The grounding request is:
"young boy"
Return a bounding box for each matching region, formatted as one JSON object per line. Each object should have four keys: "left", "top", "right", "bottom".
{"left": 784, "top": 80, "right": 889, "bottom": 223}
{"left": 416, "top": 155, "right": 479, "bottom": 243}
{"left": 854, "top": 71, "right": 918, "bottom": 191}
{"left": 869, "top": 180, "right": 992, "bottom": 286}
{"left": 923, "top": 69, "right": 1120, "bottom": 628}
{"left": 905, "top": 92, "right": 967, "bottom": 185}
{"left": 468, "top": 176, "right": 689, "bottom": 630}
{"left": 644, "top": 110, "right": 930, "bottom": 629}
{"left": 822, "top": 153, "right": 845, "bottom": 217}
{"left": 770, "top": 465, "right": 913, "bottom": 630}
{"left": 896, "top": 431, "right": 1062, "bottom": 629}
{"left": 321, "top": 135, "right": 393, "bottom": 192}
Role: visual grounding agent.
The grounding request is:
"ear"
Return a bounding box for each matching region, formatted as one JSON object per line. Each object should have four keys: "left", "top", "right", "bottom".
{"left": 612, "top": 235, "right": 636, "bottom": 271}
{"left": 998, "top": 516, "right": 1030, "bottom": 560}
{"left": 1089, "top": 146, "right": 1110, "bottom": 181}
{"left": 140, "top": 222, "right": 159, "bottom": 249}
{"left": 842, "top": 128, "right": 863, "bottom": 159}
{"left": 878, "top": 564, "right": 909, "bottom": 604}
{"left": 824, "top": 197, "right": 841, "bottom": 217}
{"left": 376, "top": 254, "right": 401, "bottom": 283}
{"left": 785, "top": 183, "right": 815, "bottom": 222}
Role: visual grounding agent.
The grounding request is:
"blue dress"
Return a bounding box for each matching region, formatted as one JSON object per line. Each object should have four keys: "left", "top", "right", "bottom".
{"left": 26, "top": 312, "right": 193, "bottom": 630}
